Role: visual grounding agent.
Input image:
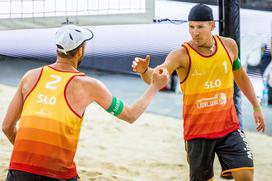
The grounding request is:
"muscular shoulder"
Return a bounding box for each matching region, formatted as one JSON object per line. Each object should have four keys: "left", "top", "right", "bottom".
{"left": 70, "top": 75, "right": 105, "bottom": 97}
{"left": 165, "top": 46, "right": 190, "bottom": 69}
{"left": 219, "top": 36, "right": 237, "bottom": 48}
{"left": 22, "top": 67, "right": 43, "bottom": 81}
{"left": 21, "top": 67, "right": 43, "bottom": 97}
{"left": 68, "top": 75, "right": 110, "bottom": 105}
{"left": 72, "top": 75, "right": 100, "bottom": 88}
{"left": 169, "top": 46, "right": 188, "bottom": 59}
{"left": 69, "top": 75, "right": 95, "bottom": 95}
{"left": 218, "top": 36, "right": 238, "bottom": 60}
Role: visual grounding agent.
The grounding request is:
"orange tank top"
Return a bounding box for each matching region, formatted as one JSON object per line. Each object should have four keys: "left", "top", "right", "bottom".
{"left": 178, "top": 36, "right": 239, "bottom": 141}
{"left": 10, "top": 66, "right": 85, "bottom": 179}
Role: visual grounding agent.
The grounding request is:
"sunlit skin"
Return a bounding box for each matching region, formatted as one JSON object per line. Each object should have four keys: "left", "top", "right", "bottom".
{"left": 77, "top": 43, "right": 86, "bottom": 67}
{"left": 189, "top": 21, "right": 216, "bottom": 50}
{"left": 132, "top": 7, "right": 265, "bottom": 181}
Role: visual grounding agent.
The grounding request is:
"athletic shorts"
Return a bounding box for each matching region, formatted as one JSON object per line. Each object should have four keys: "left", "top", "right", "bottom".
{"left": 185, "top": 130, "right": 254, "bottom": 181}
{"left": 6, "top": 170, "right": 80, "bottom": 181}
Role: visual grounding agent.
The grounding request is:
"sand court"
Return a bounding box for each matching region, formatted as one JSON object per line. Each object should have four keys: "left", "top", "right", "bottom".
{"left": 1, "top": 84, "right": 272, "bottom": 181}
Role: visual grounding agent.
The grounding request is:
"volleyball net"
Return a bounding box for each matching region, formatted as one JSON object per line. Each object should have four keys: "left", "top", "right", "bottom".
{"left": 0, "top": 0, "right": 155, "bottom": 30}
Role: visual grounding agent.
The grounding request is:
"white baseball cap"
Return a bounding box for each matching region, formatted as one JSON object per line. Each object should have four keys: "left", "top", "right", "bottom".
{"left": 55, "top": 25, "right": 94, "bottom": 54}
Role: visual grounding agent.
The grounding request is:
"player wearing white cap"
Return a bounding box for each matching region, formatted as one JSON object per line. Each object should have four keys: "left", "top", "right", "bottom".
{"left": 2, "top": 25, "right": 169, "bottom": 181}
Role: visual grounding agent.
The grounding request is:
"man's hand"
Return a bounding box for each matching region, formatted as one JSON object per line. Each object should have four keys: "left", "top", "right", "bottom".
{"left": 253, "top": 110, "right": 265, "bottom": 132}
{"left": 132, "top": 55, "right": 150, "bottom": 74}
{"left": 151, "top": 68, "right": 170, "bottom": 90}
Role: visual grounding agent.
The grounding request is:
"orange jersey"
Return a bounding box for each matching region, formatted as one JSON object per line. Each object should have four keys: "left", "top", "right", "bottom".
{"left": 178, "top": 36, "right": 239, "bottom": 140}
{"left": 10, "top": 66, "right": 85, "bottom": 179}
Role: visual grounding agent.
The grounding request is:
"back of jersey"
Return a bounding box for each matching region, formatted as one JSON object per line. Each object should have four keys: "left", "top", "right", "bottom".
{"left": 10, "top": 66, "right": 85, "bottom": 179}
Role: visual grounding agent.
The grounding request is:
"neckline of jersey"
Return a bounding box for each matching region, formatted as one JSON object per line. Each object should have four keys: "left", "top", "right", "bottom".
{"left": 187, "top": 35, "right": 218, "bottom": 58}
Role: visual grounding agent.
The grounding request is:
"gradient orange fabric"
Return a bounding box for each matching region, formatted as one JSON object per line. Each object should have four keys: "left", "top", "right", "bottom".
{"left": 178, "top": 36, "right": 239, "bottom": 140}
{"left": 10, "top": 66, "right": 85, "bottom": 179}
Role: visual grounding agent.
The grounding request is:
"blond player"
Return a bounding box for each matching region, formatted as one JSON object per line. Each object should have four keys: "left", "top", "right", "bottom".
{"left": 132, "top": 4, "right": 265, "bottom": 181}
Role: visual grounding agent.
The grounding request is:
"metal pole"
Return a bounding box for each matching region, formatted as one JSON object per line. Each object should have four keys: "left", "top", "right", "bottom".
{"left": 218, "top": 0, "right": 224, "bottom": 36}
{"left": 220, "top": 0, "right": 243, "bottom": 129}
{"left": 223, "top": 0, "right": 240, "bottom": 57}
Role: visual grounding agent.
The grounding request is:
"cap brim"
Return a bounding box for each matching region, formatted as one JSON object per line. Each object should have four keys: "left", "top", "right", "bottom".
{"left": 81, "top": 27, "right": 94, "bottom": 41}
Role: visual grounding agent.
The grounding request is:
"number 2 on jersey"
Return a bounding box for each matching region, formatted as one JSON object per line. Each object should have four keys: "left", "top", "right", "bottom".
{"left": 45, "top": 75, "right": 62, "bottom": 90}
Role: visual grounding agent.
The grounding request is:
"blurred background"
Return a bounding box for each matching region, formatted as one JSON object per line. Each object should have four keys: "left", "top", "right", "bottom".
{"left": 0, "top": 0, "right": 271, "bottom": 133}
{"left": 0, "top": 1, "right": 272, "bottom": 180}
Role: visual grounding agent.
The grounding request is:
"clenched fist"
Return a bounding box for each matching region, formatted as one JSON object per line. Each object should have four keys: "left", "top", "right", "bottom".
{"left": 151, "top": 68, "right": 170, "bottom": 90}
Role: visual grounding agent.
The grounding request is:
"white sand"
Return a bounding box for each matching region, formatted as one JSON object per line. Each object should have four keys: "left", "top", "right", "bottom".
{"left": 0, "top": 84, "right": 271, "bottom": 181}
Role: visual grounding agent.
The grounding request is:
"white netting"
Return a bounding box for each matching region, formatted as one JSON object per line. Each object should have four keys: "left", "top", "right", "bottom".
{"left": 0, "top": 0, "right": 147, "bottom": 18}
{"left": 0, "top": 0, "right": 154, "bottom": 29}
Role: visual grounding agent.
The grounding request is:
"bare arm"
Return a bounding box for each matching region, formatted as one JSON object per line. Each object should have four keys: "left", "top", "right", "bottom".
{"left": 132, "top": 49, "right": 185, "bottom": 84}
{"left": 225, "top": 37, "right": 265, "bottom": 132}
{"left": 2, "top": 81, "right": 24, "bottom": 144}
{"left": 233, "top": 68, "right": 259, "bottom": 109}
{"left": 132, "top": 55, "right": 153, "bottom": 84}
{"left": 2, "top": 68, "right": 41, "bottom": 144}
{"left": 86, "top": 69, "right": 169, "bottom": 123}
{"left": 118, "top": 85, "right": 158, "bottom": 123}
{"left": 140, "top": 67, "right": 153, "bottom": 85}
{"left": 227, "top": 38, "right": 260, "bottom": 108}
{"left": 233, "top": 68, "right": 265, "bottom": 132}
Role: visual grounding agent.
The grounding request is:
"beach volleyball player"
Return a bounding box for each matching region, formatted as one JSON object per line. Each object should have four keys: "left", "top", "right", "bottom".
{"left": 2, "top": 25, "right": 169, "bottom": 180}
{"left": 132, "top": 4, "right": 265, "bottom": 181}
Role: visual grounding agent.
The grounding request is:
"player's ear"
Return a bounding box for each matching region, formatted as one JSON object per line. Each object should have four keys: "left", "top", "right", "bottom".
{"left": 76, "top": 46, "right": 83, "bottom": 57}
{"left": 210, "top": 21, "right": 216, "bottom": 31}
